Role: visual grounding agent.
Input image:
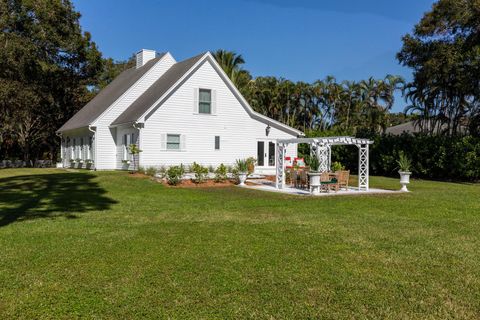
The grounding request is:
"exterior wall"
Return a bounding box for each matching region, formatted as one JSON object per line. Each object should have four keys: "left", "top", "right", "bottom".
{"left": 60, "top": 128, "right": 94, "bottom": 169}
{"left": 94, "top": 54, "right": 176, "bottom": 169}
{"left": 140, "top": 60, "right": 297, "bottom": 174}
{"left": 115, "top": 125, "right": 140, "bottom": 170}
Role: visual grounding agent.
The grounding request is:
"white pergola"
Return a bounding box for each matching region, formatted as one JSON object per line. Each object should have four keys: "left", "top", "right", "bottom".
{"left": 275, "top": 136, "right": 374, "bottom": 191}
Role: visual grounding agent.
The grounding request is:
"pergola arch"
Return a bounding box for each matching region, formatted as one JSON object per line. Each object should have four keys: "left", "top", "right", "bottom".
{"left": 275, "top": 136, "right": 373, "bottom": 191}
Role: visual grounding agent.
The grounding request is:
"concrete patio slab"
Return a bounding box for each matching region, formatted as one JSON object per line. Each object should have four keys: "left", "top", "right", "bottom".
{"left": 242, "top": 179, "right": 399, "bottom": 196}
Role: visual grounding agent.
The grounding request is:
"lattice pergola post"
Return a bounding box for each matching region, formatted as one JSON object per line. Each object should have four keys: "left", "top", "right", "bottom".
{"left": 358, "top": 144, "right": 369, "bottom": 191}
{"left": 275, "top": 142, "right": 286, "bottom": 189}
{"left": 317, "top": 144, "right": 330, "bottom": 173}
{"left": 327, "top": 145, "right": 332, "bottom": 171}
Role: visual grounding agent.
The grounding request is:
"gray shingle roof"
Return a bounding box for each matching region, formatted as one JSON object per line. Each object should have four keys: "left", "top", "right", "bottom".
{"left": 57, "top": 54, "right": 165, "bottom": 132}
{"left": 111, "top": 52, "right": 206, "bottom": 126}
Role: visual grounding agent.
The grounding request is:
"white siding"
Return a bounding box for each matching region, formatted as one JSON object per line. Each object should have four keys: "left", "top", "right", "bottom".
{"left": 140, "top": 60, "right": 297, "bottom": 174}
{"left": 94, "top": 53, "right": 176, "bottom": 169}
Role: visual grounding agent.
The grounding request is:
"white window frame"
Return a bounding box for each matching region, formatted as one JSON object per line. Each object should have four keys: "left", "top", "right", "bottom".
{"left": 198, "top": 88, "right": 212, "bottom": 114}
{"left": 166, "top": 134, "right": 181, "bottom": 150}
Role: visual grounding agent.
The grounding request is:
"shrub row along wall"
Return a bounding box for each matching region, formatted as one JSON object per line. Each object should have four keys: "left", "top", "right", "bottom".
{"left": 330, "top": 135, "right": 480, "bottom": 182}
{"left": 0, "top": 160, "right": 53, "bottom": 169}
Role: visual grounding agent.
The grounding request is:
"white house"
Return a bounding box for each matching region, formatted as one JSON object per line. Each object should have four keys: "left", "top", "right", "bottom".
{"left": 57, "top": 49, "right": 302, "bottom": 174}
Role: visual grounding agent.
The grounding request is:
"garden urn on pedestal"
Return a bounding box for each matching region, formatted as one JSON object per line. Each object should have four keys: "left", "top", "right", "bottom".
{"left": 306, "top": 154, "right": 321, "bottom": 195}
{"left": 238, "top": 172, "right": 248, "bottom": 186}
{"left": 399, "top": 171, "right": 411, "bottom": 192}
{"left": 307, "top": 172, "right": 322, "bottom": 194}
{"left": 235, "top": 159, "right": 249, "bottom": 186}
{"left": 397, "top": 151, "right": 412, "bottom": 192}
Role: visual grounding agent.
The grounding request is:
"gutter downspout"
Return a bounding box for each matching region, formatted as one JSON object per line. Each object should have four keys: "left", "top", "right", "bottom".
{"left": 88, "top": 125, "right": 97, "bottom": 171}
{"left": 132, "top": 122, "right": 142, "bottom": 169}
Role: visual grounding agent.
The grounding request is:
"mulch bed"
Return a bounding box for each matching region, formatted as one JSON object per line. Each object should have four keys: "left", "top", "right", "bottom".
{"left": 162, "top": 179, "right": 237, "bottom": 188}
{"left": 129, "top": 172, "right": 266, "bottom": 188}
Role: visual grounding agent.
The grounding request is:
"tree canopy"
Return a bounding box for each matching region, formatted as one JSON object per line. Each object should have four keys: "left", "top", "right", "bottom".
{"left": 397, "top": 0, "right": 480, "bottom": 136}
{"left": 0, "top": 0, "right": 103, "bottom": 162}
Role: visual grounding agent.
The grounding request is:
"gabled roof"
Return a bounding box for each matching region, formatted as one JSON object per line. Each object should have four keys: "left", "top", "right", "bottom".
{"left": 57, "top": 54, "right": 165, "bottom": 132}
{"left": 111, "top": 53, "right": 205, "bottom": 126}
{"left": 111, "top": 52, "right": 302, "bottom": 136}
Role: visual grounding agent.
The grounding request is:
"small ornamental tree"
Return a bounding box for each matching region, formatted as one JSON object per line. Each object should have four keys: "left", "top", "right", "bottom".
{"left": 128, "top": 144, "right": 142, "bottom": 172}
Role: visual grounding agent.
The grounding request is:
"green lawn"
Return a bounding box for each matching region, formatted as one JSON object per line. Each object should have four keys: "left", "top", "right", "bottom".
{"left": 0, "top": 169, "right": 479, "bottom": 319}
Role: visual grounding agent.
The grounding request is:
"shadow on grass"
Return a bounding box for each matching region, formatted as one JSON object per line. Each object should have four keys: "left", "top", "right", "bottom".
{"left": 0, "top": 172, "right": 117, "bottom": 227}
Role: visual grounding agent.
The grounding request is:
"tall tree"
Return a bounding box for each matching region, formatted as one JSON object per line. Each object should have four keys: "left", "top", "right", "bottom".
{"left": 397, "top": 0, "right": 480, "bottom": 136}
{"left": 0, "top": 0, "right": 103, "bottom": 163}
{"left": 212, "top": 49, "right": 251, "bottom": 92}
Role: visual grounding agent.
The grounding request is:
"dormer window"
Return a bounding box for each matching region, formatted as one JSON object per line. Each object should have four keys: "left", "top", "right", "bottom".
{"left": 198, "top": 89, "right": 212, "bottom": 114}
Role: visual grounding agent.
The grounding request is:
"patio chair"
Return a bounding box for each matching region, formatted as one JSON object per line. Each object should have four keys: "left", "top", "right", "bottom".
{"left": 337, "top": 170, "right": 350, "bottom": 190}
{"left": 320, "top": 172, "right": 339, "bottom": 193}
{"left": 299, "top": 168, "right": 309, "bottom": 189}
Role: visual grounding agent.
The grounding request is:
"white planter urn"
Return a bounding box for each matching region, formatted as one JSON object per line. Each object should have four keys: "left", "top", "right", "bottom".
{"left": 56, "top": 162, "right": 63, "bottom": 168}
{"left": 238, "top": 172, "right": 248, "bottom": 186}
{"left": 399, "top": 171, "right": 411, "bottom": 192}
{"left": 308, "top": 172, "right": 322, "bottom": 194}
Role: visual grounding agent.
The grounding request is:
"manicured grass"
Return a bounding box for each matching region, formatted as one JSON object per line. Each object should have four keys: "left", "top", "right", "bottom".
{"left": 0, "top": 169, "right": 479, "bottom": 319}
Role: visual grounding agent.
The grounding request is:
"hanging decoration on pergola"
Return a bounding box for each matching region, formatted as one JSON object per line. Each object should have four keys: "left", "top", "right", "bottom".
{"left": 275, "top": 136, "right": 374, "bottom": 191}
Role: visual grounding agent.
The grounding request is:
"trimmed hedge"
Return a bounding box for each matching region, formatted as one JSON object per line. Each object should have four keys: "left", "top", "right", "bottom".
{"left": 331, "top": 134, "right": 480, "bottom": 182}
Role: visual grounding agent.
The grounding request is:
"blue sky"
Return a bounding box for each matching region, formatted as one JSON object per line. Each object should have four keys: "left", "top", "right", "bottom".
{"left": 73, "top": 0, "right": 434, "bottom": 112}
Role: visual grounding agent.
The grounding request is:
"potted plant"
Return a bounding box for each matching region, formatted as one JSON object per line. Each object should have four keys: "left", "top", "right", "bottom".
{"left": 121, "top": 159, "right": 131, "bottom": 170}
{"left": 69, "top": 159, "right": 75, "bottom": 168}
{"left": 307, "top": 154, "right": 322, "bottom": 194}
{"left": 75, "top": 158, "right": 83, "bottom": 168}
{"left": 235, "top": 159, "right": 249, "bottom": 186}
{"left": 85, "top": 159, "right": 94, "bottom": 169}
{"left": 397, "top": 151, "right": 412, "bottom": 192}
{"left": 56, "top": 158, "right": 64, "bottom": 168}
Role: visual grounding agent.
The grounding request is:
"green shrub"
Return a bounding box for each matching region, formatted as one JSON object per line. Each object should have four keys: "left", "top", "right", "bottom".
{"left": 191, "top": 162, "right": 208, "bottom": 184}
{"left": 330, "top": 134, "right": 480, "bottom": 181}
{"left": 235, "top": 159, "right": 249, "bottom": 173}
{"left": 214, "top": 164, "right": 228, "bottom": 182}
{"left": 246, "top": 157, "right": 256, "bottom": 174}
{"left": 208, "top": 165, "right": 215, "bottom": 173}
{"left": 166, "top": 165, "right": 185, "bottom": 185}
{"left": 145, "top": 166, "right": 157, "bottom": 177}
{"left": 331, "top": 161, "right": 344, "bottom": 172}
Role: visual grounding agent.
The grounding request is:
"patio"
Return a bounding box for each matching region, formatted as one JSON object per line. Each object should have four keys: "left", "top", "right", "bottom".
{"left": 249, "top": 136, "right": 395, "bottom": 196}
{"left": 243, "top": 178, "right": 397, "bottom": 196}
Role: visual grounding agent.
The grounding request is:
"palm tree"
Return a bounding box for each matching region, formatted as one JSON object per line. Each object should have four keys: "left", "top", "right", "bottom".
{"left": 212, "top": 49, "right": 251, "bottom": 90}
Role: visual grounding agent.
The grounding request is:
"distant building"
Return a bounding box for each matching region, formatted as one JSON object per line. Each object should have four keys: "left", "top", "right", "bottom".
{"left": 385, "top": 120, "right": 467, "bottom": 135}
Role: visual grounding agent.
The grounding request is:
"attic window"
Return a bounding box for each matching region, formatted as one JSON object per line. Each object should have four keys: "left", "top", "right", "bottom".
{"left": 198, "top": 89, "right": 211, "bottom": 114}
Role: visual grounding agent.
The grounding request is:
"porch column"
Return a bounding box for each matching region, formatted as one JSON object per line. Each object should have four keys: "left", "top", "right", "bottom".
{"left": 275, "top": 142, "right": 286, "bottom": 189}
{"left": 358, "top": 144, "right": 369, "bottom": 191}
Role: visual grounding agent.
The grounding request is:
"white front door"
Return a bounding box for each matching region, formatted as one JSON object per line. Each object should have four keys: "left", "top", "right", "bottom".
{"left": 257, "top": 140, "right": 276, "bottom": 168}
